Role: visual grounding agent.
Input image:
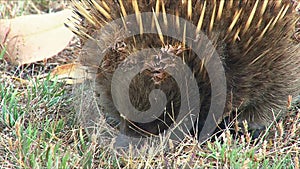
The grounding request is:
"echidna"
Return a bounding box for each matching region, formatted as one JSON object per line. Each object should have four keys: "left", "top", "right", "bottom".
{"left": 68, "top": 0, "right": 300, "bottom": 144}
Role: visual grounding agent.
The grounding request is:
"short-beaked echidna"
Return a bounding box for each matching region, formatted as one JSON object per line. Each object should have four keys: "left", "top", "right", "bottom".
{"left": 68, "top": 0, "right": 300, "bottom": 142}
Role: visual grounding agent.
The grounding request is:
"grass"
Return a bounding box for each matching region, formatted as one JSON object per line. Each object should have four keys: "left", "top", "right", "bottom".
{"left": 0, "top": 69, "right": 299, "bottom": 168}
{"left": 0, "top": 0, "right": 66, "bottom": 18}
{"left": 0, "top": 1, "right": 299, "bottom": 169}
{"left": 0, "top": 74, "right": 73, "bottom": 168}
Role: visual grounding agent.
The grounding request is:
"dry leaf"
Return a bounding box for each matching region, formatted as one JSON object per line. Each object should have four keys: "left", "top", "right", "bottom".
{"left": 0, "top": 9, "right": 75, "bottom": 65}
{"left": 50, "top": 63, "right": 93, "bottom": 84}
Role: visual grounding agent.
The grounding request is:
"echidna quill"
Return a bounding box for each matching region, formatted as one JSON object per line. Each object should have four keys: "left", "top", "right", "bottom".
{"left": 68, "top": 0, "right": 300, "bottom": 145}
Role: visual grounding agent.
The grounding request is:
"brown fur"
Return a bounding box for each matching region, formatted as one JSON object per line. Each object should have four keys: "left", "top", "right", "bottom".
{"left": 71, "top": 0, "right": 300, "bottom": 139}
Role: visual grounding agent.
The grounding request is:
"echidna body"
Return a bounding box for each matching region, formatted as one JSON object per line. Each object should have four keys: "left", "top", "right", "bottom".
{"left": 69, "top": 0, "right": 300, "bottom": 140}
